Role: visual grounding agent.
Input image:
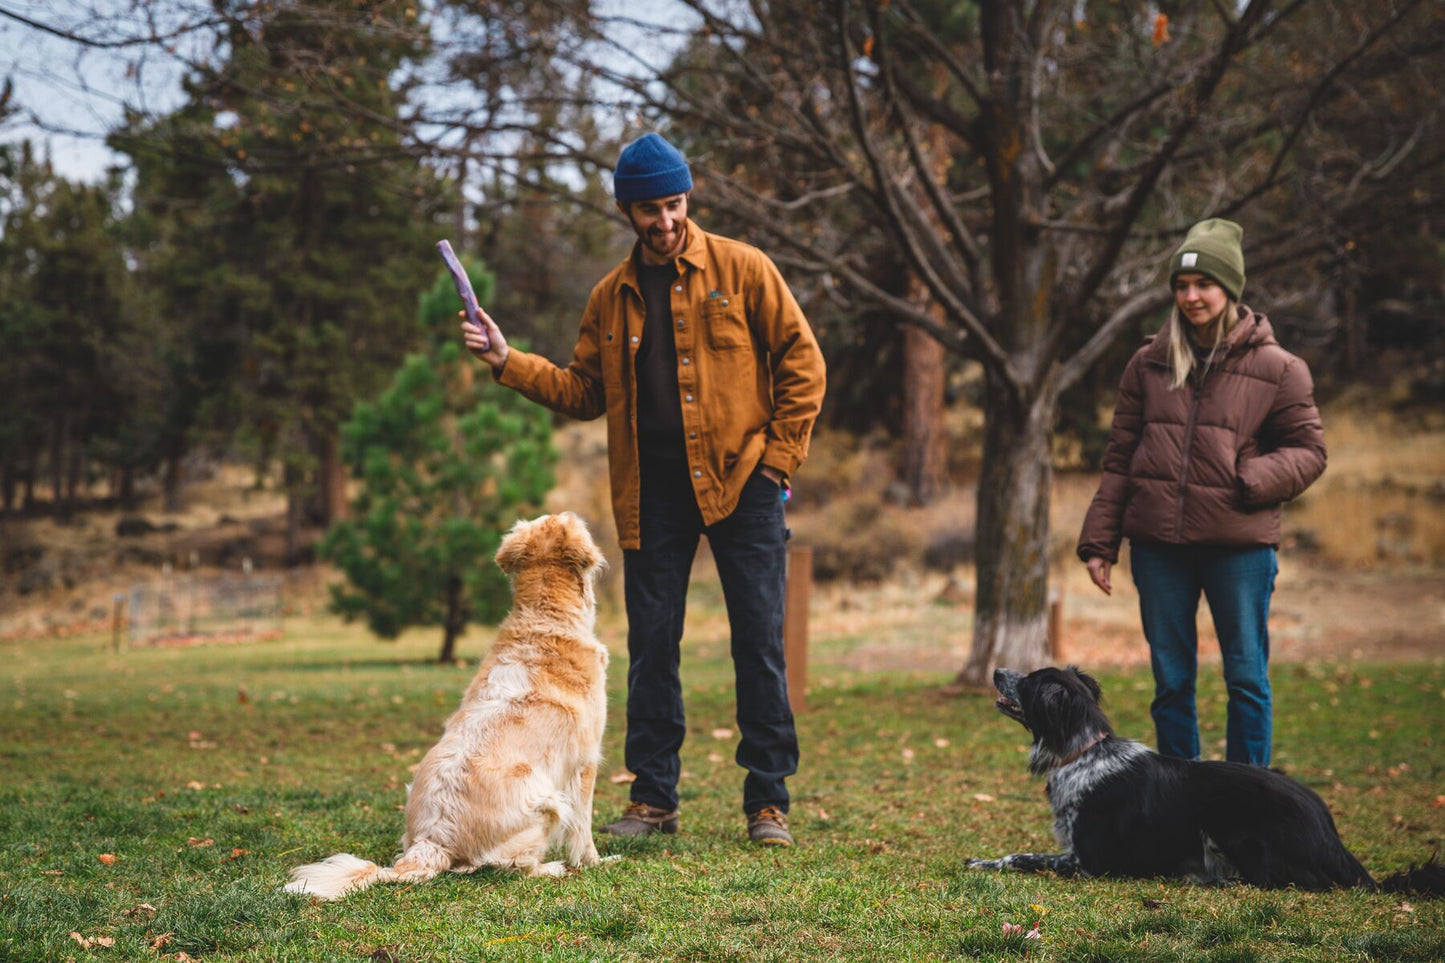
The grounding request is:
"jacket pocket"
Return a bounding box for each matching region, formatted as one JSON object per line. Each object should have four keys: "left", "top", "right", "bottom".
{"left": 1234, "top": 440, "right": 1260, "bottom": 508}
{"left": 702, "top": 297, "right": 750, "bottom": 351}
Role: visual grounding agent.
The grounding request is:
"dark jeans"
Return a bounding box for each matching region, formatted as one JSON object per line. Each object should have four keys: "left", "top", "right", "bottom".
{"left": 623, "top": 455, "right": 797, "bottom": 814}
{"left": 1130, "top": 541, "right": 1278, "bottom": 766}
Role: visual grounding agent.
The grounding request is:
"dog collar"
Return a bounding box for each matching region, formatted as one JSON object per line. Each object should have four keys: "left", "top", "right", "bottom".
{"left": 1058, "top": 731, "right": 1109, "bottom": 768}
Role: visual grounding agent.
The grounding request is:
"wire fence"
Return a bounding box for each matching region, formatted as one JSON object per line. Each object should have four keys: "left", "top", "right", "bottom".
{"left": 126, "top": 571, "right": 286, "bottom": 646}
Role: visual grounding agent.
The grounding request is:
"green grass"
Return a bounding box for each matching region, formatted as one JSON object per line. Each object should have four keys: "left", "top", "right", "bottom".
{"left": 2, "top": 597, "right": 1442, "bottom": 962}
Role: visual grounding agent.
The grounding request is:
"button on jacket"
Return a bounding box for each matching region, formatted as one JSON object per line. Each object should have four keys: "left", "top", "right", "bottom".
{"left": 495, "top": 219, "right": 826, "bottom": 550}
{"left": 1077, "top": 306, "right": 1326, "bottom": 564}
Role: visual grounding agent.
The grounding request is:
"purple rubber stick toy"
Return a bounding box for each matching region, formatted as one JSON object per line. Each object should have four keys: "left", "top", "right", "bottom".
{"left": 436, "top": 239, "right": 488, "bottom": 351}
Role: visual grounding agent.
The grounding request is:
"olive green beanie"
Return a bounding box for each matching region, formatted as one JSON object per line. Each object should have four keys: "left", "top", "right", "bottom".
{"left": 1169, "top": 218, "right": 1246, "bottom": 301}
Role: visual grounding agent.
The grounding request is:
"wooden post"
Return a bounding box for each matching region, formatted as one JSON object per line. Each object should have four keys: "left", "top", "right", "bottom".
{"left": 111, "top": 593, "right": 126, "bottom": 653}
{"left": 784, "top": 545, "right": 812, "bottom": 714}
{"left": 1047, "top": 585, "right": 1065, "bottom": 661}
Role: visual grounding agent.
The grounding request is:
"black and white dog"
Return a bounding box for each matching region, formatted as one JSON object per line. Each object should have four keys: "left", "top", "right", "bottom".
{"left": 967, "top": 666, "right": 1441, "bottom": 893}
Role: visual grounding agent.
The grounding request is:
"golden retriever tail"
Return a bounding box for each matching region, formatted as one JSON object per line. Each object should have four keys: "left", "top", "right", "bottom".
{"left": 283, "top": 839, "right": 452, "bottom": 901}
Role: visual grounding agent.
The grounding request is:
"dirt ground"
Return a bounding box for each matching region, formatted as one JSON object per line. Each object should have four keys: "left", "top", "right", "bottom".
{"left": 794, "top": 557, "right": 1445, "bottom": 678}
{"left": 3, "top": 418, "right": 1442, "bottom": 667}
{"left": 1054, "top": 562, "right": 1445, "bottom": 670}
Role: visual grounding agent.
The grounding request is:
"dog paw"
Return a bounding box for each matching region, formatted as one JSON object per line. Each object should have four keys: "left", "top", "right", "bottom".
{"left": 533, "top": 861, "right": 568, "bottom": 878}
{"left": 598, "top": 854, "right": 624, "bottom": 863}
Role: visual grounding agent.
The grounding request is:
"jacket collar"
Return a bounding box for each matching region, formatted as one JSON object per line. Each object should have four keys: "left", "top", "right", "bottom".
{"left": 616, "top": 218, "right": 709, "bottom": 299}
{"left": 1142, "top": 303, "right": 1271, "bottom": 365}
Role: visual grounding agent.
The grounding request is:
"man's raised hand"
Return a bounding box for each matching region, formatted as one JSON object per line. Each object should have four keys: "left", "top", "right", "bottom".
{"left": 461, "top": 307, "right": 509, "bottom": 369}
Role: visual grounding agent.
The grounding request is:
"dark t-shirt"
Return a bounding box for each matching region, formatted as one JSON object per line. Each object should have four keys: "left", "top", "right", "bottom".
{"left": 634, "top": 258, "right": 686, "bottom": 460}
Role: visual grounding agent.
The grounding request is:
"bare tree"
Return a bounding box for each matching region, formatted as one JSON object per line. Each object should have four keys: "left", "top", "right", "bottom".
{"left": 8, "top": 1, "right": 1443, "bottom": 685}
{"left": 561, "top": 0, "right": 1445, "bottom": 685}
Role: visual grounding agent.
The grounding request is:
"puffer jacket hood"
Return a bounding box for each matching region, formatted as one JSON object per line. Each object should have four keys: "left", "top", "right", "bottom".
{"left": 1078, "top": 305, "right": 1326, "bottom": 562}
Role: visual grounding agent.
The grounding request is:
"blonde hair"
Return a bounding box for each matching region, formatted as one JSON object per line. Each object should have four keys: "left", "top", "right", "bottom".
{"left": 1167, "top": 299, "right": 1238, "bottom": 390}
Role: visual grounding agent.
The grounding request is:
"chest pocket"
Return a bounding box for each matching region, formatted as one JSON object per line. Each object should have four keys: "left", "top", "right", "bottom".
{"left": 702, "top": 294, "right": 751, "bottom": 351}
{"left": 601, "top": 325, "right": 626, "bottom": 385}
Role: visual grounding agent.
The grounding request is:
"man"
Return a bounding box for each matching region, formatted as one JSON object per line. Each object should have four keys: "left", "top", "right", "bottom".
{"left": 460, "top": 132, "right": 826, "bottom": 846}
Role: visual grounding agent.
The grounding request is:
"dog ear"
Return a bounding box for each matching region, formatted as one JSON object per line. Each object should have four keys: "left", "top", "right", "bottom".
{"left": 494, "top": 518, "right": 534, "bottom": 576}
{"left": 1067, "top": 665, "right": 1103, "bottom": 704}
{"left": 553, "top": 513, "right": 606, "bottom": 576}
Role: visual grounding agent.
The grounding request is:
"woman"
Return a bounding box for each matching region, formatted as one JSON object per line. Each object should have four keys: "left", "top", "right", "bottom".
{"left": 1077, "top": 219, "right": 1326, "bottom": 766}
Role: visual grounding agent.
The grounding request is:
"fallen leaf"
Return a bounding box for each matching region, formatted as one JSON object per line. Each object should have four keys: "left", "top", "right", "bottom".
{"left": 40, "top": 869, "right": 64, "bottom": 876}
{"left": 1031, "top": 903, "right": 1050, "bottom": 917}
{"left": 1434, "top": 795, "right": 1445, "bottom": 809}
{"left": 707, "top": 752, "right": 724, "bottom": 763}
{"left": 1151, "top": 13, "right": 1170, "bottom": 46}
{"left": 96, "top": 853, "right": 117, "bottom": 866}
{"left": 933, "top": 738, "right": 950, "bottom": 748}
{"left": 1397, "top": 901, "right": 1415, "bottom": 914}
{"left": 817, "top": 807, "right": 832, "bottom": 821}
{"left": 972, "top": 793, "right": 995, "bottom": 803}
{"left": 150, "top": 933, "right": 173, "bottom": 950}
{"left": 185, "top": 780, "right": 205, "bottom": 791}
{"left": 175, "top": 953, "right": 195, "bottom": 962}
{"left": 187, "top": 837, "right": 215, "bottom": 848}
{"left": 609, "top": 771, "right": 636, "bottom": 784}
{"left": 711, "top": 728, "right": 734, "bottom": 740}
{"left": 70, "top": 932, "right": 115, "bottom": 948}
{"left": 228, "top": 848, "right": 250, "bottom": 860}
{"left": 901, "top": 748, "right": 916, "bottom": 761}
{"left": 123, "top": 902, "right": 157, "bottom": 918}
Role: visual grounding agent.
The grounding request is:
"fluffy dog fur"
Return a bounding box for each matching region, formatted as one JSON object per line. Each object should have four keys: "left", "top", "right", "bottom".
{"left": 285, "top": 513, "right": 609, "bottom": 900}
{"left": 967, "top": 666, "right": 1443, "bottom": 895}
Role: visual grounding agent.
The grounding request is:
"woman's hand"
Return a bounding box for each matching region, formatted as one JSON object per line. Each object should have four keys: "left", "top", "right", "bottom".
{"left": 1085, "top": 556, "right": 1113, "bottom": 596}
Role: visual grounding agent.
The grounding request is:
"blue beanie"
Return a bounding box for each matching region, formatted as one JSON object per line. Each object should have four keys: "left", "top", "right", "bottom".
{"left": 613, "top": 133, "right": 693, "bottom": 204}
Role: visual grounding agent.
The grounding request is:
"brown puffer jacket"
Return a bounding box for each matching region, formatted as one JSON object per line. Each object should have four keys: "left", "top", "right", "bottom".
{"left": 1077, "top": 306, "right": 1326, "bottom": 564}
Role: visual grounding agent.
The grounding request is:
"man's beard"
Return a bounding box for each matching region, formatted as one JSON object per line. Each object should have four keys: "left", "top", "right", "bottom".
{"left": 644, "top": 226, "right": 683, "bottom": 259}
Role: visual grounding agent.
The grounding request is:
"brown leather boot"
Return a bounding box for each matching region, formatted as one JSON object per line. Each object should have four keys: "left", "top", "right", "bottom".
{"left": 746, "top": 806, "right": 794, "bottom": 846}
{"left": 599, "top": 801, "right": 679, "bottom": 836}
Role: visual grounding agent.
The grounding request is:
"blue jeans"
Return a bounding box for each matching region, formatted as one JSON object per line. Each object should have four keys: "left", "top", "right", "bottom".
{"left": 1129, "top": 541, "right": 1278, "bottom": 766}
{"left": 622, "top": 455, "right": 797, "bottom": 814}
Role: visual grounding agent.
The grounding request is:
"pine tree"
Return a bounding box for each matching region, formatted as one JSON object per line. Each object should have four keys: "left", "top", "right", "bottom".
{"left": 321, "top": 264, "right": 556, "bottom": 662}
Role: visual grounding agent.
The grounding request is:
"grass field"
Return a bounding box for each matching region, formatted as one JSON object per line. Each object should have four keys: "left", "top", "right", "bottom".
{"left": 3, "top": 596, "right": 1444, "bottom": 962}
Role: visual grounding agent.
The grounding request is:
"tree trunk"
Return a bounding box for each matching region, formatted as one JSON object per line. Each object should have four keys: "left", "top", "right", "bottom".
{"left": 284, "top": 461, "right": 305, "bottom": 566}
{"left": 439, "top": 573, "right": 465, "bottom": 664}
{"left": 954, "top": 373, "right": 1056, "bottom": 688}
{"left": 49, "top": 415, "right": 65, "bottom": 510}
{"left": 21, "top": 453, "right": 35, "bottom": 512}
{"left": 900, "top": 310, "right": 948, "bottom": 505}
{"left": 65, "top": 442, "right": 84, "bottom": 506}
{"left": 117, "top": 466, "right": 136, "bottom": 509}
{"left": 162, "top": 454, "right": 184, "bottom": 512}
{"left": 316, "top": 429, "right": 349, "bottom": 526}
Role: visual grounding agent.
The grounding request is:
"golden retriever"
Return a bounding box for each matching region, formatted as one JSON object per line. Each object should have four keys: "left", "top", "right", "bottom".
{"left": 284, "top": 513, "right": 609, "bottom": 899}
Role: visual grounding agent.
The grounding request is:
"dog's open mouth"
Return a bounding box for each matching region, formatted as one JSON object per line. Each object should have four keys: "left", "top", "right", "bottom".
{"left": 994, "top": 695, "right": 1025, "bottom": 723}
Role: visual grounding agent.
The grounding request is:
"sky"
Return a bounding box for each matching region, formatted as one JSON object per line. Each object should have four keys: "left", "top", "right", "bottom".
{"left": 0, "top": 1, "right": 193, "bottom": 181}
{"left": 0, "top": 0, "right": 698, "bottom": 184}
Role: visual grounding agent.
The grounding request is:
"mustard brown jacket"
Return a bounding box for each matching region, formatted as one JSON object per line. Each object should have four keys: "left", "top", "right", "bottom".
{"left": 496, "top": 220, "right": 826, "bottom": 550}
{"left": 1077, "top": 306, "right": 1325, "bottom": 564}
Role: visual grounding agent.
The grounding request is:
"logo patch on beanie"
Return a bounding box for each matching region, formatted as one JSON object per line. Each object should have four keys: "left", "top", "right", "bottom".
{"left": 1181, "top": 252, "right": 1198, "bottom": 267}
